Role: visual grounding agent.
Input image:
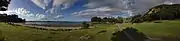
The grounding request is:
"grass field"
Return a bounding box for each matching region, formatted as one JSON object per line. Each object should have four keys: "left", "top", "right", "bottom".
{"left": 121, "top": 20, "right": 180, "bottom": 41}
{"left": 0, "top": 20, "right": 180, "bottom": 41}
{"left": 0, "top": 23, "right": 117, "bottom": 41}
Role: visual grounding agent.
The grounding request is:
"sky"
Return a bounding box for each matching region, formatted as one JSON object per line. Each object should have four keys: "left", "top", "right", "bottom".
{"left": 0, "top": 0, "right": 179, "bottom": 21}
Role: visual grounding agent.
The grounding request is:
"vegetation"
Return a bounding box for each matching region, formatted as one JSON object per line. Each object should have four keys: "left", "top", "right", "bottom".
{"left": 131, "top": 4, "right": 180, "bottom": 23}
{"left": 0, "top": 30, "right": 5, "bottom": 41}
{"left": 134, "top": 20, "right": 180, "bottom": 37}
{"left": 0, "top": 0, "right": 11, "bottom": 11}
{"left": 0, "top": 20, "right": 180, "bottom": 41}
{"left": 91, "top": 17, "right": 123, "bottom": 23}
{"left": 91, "top": 17, "right": 102, "bottom": 23}
{"left": 82, "top": 22, "right": 90, "bottom": 29}
{"left": 0, "top": 0, "right": 25, "bottom": 22}
{"left": 121, "top": 20, "right": 180, "bottom": 41}
{"left": 0, "top": 23, "right": 117, "bottom": 41}
{"left": 0, "top": 14, "right": 25, "bottom": 22}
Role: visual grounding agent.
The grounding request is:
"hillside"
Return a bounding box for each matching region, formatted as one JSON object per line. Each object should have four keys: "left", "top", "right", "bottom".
{"left": 132, "top": 4, "right": 180, "bottom": 23}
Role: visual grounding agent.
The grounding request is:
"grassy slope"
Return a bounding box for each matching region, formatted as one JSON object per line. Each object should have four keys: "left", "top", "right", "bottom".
{"left": 0, "top": 23, "right": 117, "bottom": 41}
{"left": 135, "top": 20, "right": 180, "bottom": 37}
{"left": 122, "top": 20, "right": 180, "bottom": 40}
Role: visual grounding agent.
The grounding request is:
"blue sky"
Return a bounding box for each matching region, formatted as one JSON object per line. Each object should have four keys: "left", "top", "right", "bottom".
{"left": 8, "top": 0, "right": 89, "bottom": 21}
{"left": 5, "top": 0, "right": 179, "bottom": 21}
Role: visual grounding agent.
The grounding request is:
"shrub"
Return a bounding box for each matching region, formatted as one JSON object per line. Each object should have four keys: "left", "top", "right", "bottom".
{"left": 82, "top": 22, "right": 90, "bottom": 29}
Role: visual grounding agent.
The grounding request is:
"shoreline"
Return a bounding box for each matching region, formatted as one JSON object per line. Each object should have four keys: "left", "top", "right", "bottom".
{"left": 12, "top": 23, "right": 82, "bottom": 30}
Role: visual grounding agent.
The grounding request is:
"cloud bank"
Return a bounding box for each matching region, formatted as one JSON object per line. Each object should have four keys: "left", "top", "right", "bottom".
{"left": 30, "top": 0, "right": 77, "bottom": 10}
{"left": 8, "top": 0, "right": 180, "bottom": 21}
{"left": 0, "top": 8, "right": 45, "bottom": 21}
{"left": 29, "top": 0, "right": 77, "bottom": 21}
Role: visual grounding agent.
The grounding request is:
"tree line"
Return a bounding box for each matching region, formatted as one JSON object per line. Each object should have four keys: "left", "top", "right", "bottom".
{"left": 91, "top": 17, "right": 126, "bottom": 23}
{"left": 0, "top": 14, "right": 25, "bottom": 22}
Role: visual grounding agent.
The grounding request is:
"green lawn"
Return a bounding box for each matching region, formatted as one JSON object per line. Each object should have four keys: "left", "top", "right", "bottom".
{"left": 122, "top": 20, "right": 180, "bottom": 40}
{"left": 0, "top": 23, "right": 117, "bottom": 41}
{"left": 0, "top": 20, "right": 180, "bottom": 41}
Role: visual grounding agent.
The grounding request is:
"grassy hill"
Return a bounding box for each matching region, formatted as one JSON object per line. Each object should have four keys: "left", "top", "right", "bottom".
{"left": 128, "top": 4, "right": 180, "bottom": 41}
{"left": 132, "top": 4, "right": 180, "bottom": 23}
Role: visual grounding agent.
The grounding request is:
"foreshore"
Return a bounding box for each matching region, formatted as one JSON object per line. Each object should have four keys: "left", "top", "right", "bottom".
{"left": 11, "top": 23, "right": 82, "bottom": 30}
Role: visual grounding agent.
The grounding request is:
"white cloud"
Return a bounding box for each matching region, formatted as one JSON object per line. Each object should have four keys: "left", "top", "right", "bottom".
{"left": 73, "top": 0, "right": 137, "bottom": 17}
{"left": 30, "top": 0, "right": 77, "bottom": 20}
{"left": 163, "top": 1, "right": 174, "bottom": 5}
{"left": 72, "top": 7, "right": 128, "bottom": 17}
{"left": 31, "top": 0, "right": 48, "bottom": 9}
{"left": 12, "top": 8, "right": 46, "bottom": 21}
{"left": 53, "top": 0, "right": 77, "bottom": 9}
{"left": 31, "top": 0, "right": 77, "bottom": 10}
{"left": 54, "top": 15, "right": 63, "bottom": 18}
{"left": 0, "top": 8, "right": 45, "bottom": 21}
{"left": 17, "top": 0, "right": 180, "bottom": 21}
{"left": 73, "top": 0, "right": 180, "bottom": 18}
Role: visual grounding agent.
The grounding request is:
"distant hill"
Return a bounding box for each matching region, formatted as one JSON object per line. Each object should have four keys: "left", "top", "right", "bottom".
{"left": 131, "top": 4, "right": 180, "bottom": 23}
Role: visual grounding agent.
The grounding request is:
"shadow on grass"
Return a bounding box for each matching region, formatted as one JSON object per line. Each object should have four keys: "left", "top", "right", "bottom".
{"left": 0, "top": 30, "right": 5, "bottom": 41}
{"left": 111, "top": 27, "right": 148, "bottom": 41}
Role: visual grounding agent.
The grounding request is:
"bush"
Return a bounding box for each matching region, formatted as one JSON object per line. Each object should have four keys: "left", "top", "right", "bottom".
{"left": 82, "top": 22, "right": 90, "bottom": 29}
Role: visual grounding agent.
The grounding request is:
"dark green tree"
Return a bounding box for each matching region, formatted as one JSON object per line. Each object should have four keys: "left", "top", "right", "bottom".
{"left": 82, "top": 22, "right": 90, "bottom": 29}
{"left": 102, "top": 17, "right": 108, "bottom": 23}
{"left": 0, "top": 0, "right": 11, "bottom": 11}
{"left": 117, "top": 17, "right": 123, "bottom": 23}
{"left": 91, "top": 17, "right": 102, "bottom": 22}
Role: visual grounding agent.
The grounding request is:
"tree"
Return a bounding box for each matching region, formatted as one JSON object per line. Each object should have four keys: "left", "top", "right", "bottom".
{"left": 131, "top": 14, "right": 144, "bottom": 23}
{"left": 82, "top": 22, "right": 90, "bottom": 29}
{"left": 0, "top": 0, "right": 11, "bottom": 11}
{"left": 102, "top": 17, "right": 108, "bottom": 23}
{"left": 91, "top": 17, "right": 102, "bottom": 22}
{"left": 117, "top": 17, "right": 123, "bottom": 23}
{"left": 0, "top": 0, "right": 25, "bottom": 22}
